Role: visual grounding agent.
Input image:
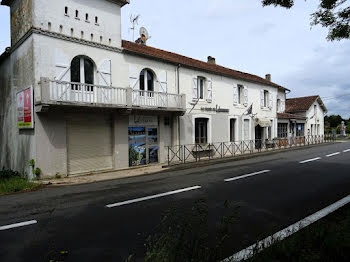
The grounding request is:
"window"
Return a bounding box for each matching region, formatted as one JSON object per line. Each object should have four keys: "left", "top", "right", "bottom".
{"left": 75, "top": 10, "right": 79, "bottom": 18}
{"left": 100, "top": 36, "right": 103, "bottom": 43}
{"left": 59, "top": 25, "right": 63, "bottom": 33}
{"left": 95, "top": 16, "right": 99, "bottom": 24}
{"left": 238, "top": 85, "right": 244, "bottom": 104}
{"left": 195, "top": 118, "right": 208, "bottom": 144}
{"left": 85, "top": 13, "right": 89, "bottom": 21}
{"left": 81, "top": 31, "right": 84, "bottom": 39}
{"left": 296, "top": 123, "right": 305, "bottom": 137}
{"left": 91, "top": 34, "right": 94, "bottom": 41}
{"left": 278, "top": 123, "right": 288, "bottom": 138}
{"left": 70, "top": 28, "right": 74, "bottom": 36}
{"left": 230, "top": 119, "right": 236, "bottom": 142}
{"left": 264, "top": 90, "right": 269, "bottom": 107}
{"left": 314, "top": 105, "right": 317, "bottom": 116}
{"left": 70, "top": 56, "right": 94, "bottom": 90}
{"left": 277, "top": 99, "right": 281, "bottom": 112}
{"left": 140, "top": 69, "right": 154, "bottom": 96}
{"left": 48, "top": 22, "right": 52, "bottom": 31}
{"left": 197, "top": 77, "right": 205, "bottom": 99}
{"left": 64, "top": 7, "right": 68, "bottom": 15}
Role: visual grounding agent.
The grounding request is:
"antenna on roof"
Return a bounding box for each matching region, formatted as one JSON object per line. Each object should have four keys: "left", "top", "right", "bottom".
{"left": 130, "top": 14, "right": 140, "bottom": 41}
{"left": 135, "top": 27, "right": 151, "bottom": 45}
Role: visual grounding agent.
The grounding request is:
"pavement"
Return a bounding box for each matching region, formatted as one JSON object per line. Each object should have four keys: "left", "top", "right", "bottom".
{"left": 0, "top": 141, "right": 350, "bottom": 261}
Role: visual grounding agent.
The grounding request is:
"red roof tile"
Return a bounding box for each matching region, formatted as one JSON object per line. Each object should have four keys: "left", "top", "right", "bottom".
{"left": 122, "top": 40, "right": 288, "bottom": 91}
{"left": 277, "top": 113, "right": 307, "bottom": 120}
{"left": 286, "top": 95, "right": 327, "bottom": 113}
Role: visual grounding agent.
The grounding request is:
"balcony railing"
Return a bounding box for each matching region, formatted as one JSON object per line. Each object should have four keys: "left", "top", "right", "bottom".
{"left": 39, "top": 79, "right": 185, "bottom": 111}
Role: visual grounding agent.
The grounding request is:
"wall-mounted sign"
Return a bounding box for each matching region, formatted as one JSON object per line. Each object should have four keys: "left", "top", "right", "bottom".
{"left": 201, "top": 105, "right": 229, "bottom": 113}
{"left": 17, "top": 86, "right": 34, "bottom": 129}
{"left": 129, "top": 115, "right": 158, "bottom": 126}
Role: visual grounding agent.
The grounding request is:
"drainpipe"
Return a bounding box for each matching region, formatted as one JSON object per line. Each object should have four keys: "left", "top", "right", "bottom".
{"left": 177, "top": 64, "right": 181, "bottom": 146}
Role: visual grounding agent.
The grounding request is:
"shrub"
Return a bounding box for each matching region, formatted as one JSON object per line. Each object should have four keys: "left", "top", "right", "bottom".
{"left": 0, "top": 167, "right": 21, "bottom": 180}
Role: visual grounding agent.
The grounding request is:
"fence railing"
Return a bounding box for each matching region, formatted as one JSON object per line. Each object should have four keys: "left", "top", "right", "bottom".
{"left": 43, "top": 79, "right": 185, "bottom": 110}
{"left": 166, "top": 135, "right": 336, "bottom": 166}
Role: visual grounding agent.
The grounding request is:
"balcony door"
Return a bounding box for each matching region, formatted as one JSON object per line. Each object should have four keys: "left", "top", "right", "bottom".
{"left": 71, "top": 56, "right": 94, "bottom": 102}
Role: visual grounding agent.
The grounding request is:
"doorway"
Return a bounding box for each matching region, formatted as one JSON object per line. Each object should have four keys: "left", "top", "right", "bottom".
{"left": 255, "top": 125, "right": 263, "bottom": 149}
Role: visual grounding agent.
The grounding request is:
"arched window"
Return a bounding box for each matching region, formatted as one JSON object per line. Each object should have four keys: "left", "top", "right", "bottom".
{"left": 140, "top": 69, "right": 154, "bottom": 96}
{"left": 70, "top": 56, "right": 94, "bottom": 90}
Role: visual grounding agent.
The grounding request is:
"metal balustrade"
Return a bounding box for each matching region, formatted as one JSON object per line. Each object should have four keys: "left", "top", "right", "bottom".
{"left": 166, "top": 135, "right": 336, "bottom": 166}
{"left": 41, "top": 79, "right": 185, "bottom": 110}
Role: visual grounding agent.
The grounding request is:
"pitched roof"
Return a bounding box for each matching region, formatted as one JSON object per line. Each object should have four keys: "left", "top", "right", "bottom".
{"left": 122, "top": 40, "right": 288, "bottom": 91}
{"left": 286, "top": 95, "right": 327, "bottom": 113}
{"left": 277, "top": 113, "right": 307, "bottom": 120}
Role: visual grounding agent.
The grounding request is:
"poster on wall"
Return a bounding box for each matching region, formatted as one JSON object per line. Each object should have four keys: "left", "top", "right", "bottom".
{"left": 17, "top": 86, "right": 34, "bottom": 129}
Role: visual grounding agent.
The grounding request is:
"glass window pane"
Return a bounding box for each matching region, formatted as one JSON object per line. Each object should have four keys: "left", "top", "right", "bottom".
{"left": 148, "top": 128, "right": 158, "bottom": 143}
{"left": 84, "top": 58, "right": 94, "bottom": 85}
{"left": 71, "top": 57, "right": 80, "bottom": 83}
{"left": 149, "top": 146, "right": 159, "bottom": 164}
{"left": 140, "top": 70, "right": 145, "bottom": 91}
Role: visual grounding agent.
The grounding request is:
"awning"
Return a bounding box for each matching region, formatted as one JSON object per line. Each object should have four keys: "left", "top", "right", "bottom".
{"left": 254, "top": 118, "right": 272, "bottom": 127}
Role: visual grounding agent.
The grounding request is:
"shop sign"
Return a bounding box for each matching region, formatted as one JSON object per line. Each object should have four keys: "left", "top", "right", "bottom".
{"left": 201, "top": 106, "right": 229, "bottom": 113}
{"left": 129, "top": 115, "right": 158, "bottom": 126}
{"left": 17, "top": 86, "right": 34, "bottom": 129}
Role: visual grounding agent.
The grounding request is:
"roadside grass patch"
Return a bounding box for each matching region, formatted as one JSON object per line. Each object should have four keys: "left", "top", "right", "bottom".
{"left": 246, "top": 203, "right": 350, "bottom": 262}
{"left": 0, "top": 168, "right": 42, "bottom": 195}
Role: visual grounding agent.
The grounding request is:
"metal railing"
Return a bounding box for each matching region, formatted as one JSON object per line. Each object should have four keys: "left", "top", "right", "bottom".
{"left": 44, "top": 80, "right": 185, "bottom": 110}
{"left": 49, "top": 80, "right": 127, "bottom": 105}
{"left": 166, "top": 135, "right": 336, "bottom": 166}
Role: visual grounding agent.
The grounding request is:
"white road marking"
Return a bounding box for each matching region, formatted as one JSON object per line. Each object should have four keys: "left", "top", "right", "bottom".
{"left": 222, "top": 194, "right": 350, "bottom": 262}
{"left": 0, "top": 220, "right": 37, "bottom": 231}
{"left": 343, "top": 149, "right": 350, "bottom": 153}
{"left": 106, "top": 186, "right": 201, "bottom": 208}
{"left": 224, "top": 170, "right": 271, "bottom": 182}
{"left": 326, "top": 152, "right": 340, "bottom": 157}
{"left": 299, "top": 157, "right": 321, "bottom": 164}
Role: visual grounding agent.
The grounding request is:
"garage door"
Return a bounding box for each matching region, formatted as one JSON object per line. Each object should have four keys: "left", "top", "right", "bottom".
{"left": 67, "top": 113, "right": 113, "bottom": 174}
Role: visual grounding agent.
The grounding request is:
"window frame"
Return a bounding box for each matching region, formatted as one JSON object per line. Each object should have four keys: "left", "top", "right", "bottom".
{"left": 277, "top": 123, "right": 288, "bottom": 138}
{"left": 197, "top": 77, "right": 205, "bottom": 100}
{"left": 264, "top": 90, "right": 269, "bottom": 108}
{"left": 70, "top": 56, "right": 95, "bottom": 91}
{"left": 140, "top": 69, "right": 155, "bottom": 97}
{"left": 195, "top": 118, "right": 208, "bottom": 144}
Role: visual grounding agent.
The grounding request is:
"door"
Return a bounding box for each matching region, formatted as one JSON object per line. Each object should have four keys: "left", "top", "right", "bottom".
{"left": 244, "top": 119, "right": 250, "bottom": 141}
{"left": 255, "top": 125, "right": 262, "bottom": 149}
{"left": 70, "top": 56, "right": 94, "bottom": 102}
{"left": 67, "top": 113, "right": 113, "bottom": 174}
{"left": 230, "top": 119, "right": 236, "bottom": 142}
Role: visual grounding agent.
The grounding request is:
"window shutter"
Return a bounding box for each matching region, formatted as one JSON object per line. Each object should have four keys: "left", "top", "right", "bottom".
{"left": 260, "top": 90, "right": 264, "bottom": 108}
{"left": 158, "top": 70, "right": 167, "bottom": 93}
{"left": 281, "top": 100, "right": 285, "bottom": 112}
{"left": 243, "top": 86, "right": 248, "bottom": 107}
{"left": 233, "top": 85, "right": 238, "bottom": 105}
{"left": 129, "top": 65, "right": 139, "bottom": 90}
{"left": 269, "top": 92, "right": 273, "bottom": 109}
{"left": 98, "top": 59, "right": 112, "bottom": 86}
{"left": 206, "top": 78, "right": 212, "bottom": 103}
{"left": 55, "top": 50, "right": 70, "bottom": 81}
{"left": 192, "top": 77, "right": 198, "bottom": 102}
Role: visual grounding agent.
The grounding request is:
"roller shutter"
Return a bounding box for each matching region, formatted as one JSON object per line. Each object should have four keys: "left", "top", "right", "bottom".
{"left": 67, "top": 113, "right": 113, "bottom": 174}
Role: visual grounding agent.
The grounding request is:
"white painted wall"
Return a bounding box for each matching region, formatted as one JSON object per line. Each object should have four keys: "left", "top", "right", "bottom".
{"left": 305, "top": 100, "right": 325, "bottom": 136}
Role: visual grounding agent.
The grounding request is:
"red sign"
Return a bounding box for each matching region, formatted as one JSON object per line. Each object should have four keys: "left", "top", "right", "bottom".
{"left": 17, "top": 87, "right": 34, "bottom": 129}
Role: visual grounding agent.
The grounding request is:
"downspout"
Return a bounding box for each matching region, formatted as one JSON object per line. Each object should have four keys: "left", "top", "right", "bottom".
{"left": 177, "top": 64, "right": 181, "bottom": 146}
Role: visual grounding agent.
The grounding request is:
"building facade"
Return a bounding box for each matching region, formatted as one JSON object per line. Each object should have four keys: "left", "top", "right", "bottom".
{"left": 0, "top": 0, "right": 325, "bottom": 178}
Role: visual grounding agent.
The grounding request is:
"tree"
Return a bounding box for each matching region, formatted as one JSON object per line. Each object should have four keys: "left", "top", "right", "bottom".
{"left": 262, "top": 0, "right": 350, "bottom": 41}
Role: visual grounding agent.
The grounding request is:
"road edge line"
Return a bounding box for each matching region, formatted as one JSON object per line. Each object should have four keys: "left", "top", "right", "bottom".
{"left": 222, "top": 194, "right": 350, "bottom": 262}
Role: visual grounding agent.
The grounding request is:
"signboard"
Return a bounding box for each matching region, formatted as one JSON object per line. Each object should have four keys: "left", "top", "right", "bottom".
{"left": 129, "top": 115, "right": 158, "bottom": 127}
{"left": 17, "top": 86, "right": 34, "bottom": 129}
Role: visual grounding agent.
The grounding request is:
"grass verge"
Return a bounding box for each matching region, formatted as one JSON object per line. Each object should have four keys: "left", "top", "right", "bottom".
{"left": 247, "top": 203, "right": 350, "bottom": 262}
{"left": 0, "top": 176, "right": 42, "bottom": 195}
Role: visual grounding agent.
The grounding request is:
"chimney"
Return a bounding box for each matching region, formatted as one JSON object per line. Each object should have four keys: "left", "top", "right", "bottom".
{"left": 207, "top": 56, "right": 216, "bottom": 65}
{"left": 265, "top": 74, "right": 271, "bottom": 81}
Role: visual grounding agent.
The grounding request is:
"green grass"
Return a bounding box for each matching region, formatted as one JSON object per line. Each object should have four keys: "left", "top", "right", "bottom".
{"left": 0, "top": 176, "right": 42, "bottom": 195}
{"left": 247, "top": 204, "right": 350, "bottom": 262}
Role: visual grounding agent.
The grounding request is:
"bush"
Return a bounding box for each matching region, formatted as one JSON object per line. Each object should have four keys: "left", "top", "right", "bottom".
{"left": 0, "top": 167, "right": 21, "bottom": 180}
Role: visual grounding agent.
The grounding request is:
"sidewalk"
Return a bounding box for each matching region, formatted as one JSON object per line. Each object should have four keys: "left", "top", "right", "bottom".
{"left": 40, "top": 141, "right": 341, "bottom": 187}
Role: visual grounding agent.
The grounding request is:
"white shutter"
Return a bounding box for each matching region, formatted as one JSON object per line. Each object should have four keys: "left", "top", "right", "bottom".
{"left": 269, "top": 92, "right": 273, "bottom": 109}
{"left": 281, "top": 100, "right": 285, "bottom": 112}
{"left": 192, "top": 77, "right": 198, "bottom": 102}
{"left": 55, "top": 50, "right": 70, "bottom": 81}
{"left": 158, "top": 70, "right": 167, "bottom": 93}
{"left": 98, "top": 59, "right": 112, "bottom": 86}
{"left": 233, "top": 85, "right": 238, "bottom": 105}
{"left": 243, "top": 86, "right": 248, "bottom": 107}
{"left": 129, "top": 65, "right": 139, "bottom": 90}
{"left": 206, "top": 78, "right": 212, "bottom": 103}
{"left": 260, "top": 90, "right": 265, "bottom": 108}
{"left": 67, "top": 113, "right": 113, "bottom": 175}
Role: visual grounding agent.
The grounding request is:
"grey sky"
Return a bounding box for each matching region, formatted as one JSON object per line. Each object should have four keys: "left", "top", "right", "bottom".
{"left": 1, "top": 0, "right": 349, "bottom": 118}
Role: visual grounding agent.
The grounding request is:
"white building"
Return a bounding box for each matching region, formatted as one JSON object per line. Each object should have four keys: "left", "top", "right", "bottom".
{"left": 0, "top": 0, "right": 326, "bottom": 177}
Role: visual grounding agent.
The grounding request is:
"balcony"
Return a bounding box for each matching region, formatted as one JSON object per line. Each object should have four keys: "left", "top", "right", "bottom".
{"left": 37, "top": 78, "right": 186, "bottom": 114}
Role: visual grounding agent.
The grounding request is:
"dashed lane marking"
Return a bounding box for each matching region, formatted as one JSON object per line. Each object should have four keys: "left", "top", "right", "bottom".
{"left": 0, "top": 220, "right": 37, "bottom": 231}
{"left": 299, "top": 157, "right": 321, "bottom": 164}
{"left": 224, "top": 170, "right": 271, "bottom": 182}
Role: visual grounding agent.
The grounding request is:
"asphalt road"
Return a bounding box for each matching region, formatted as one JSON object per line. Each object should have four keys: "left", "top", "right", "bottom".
{"left": 1, "top": 142, "right": 350, "bottom": 262}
